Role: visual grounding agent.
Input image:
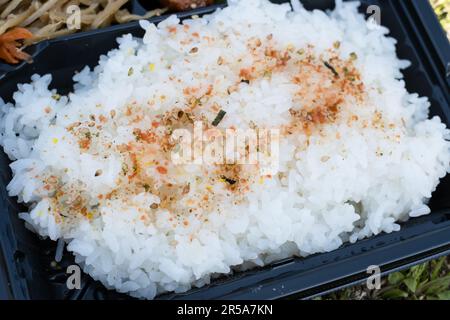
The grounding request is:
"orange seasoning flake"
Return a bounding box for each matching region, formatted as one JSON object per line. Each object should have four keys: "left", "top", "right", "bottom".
{"left": 129, "top": 153, "right": 139, "bottom": 180}
{"left": 205, "top": 84, "right": 213, "bottom": 96}
{"left": 283, "top": 48, "right": 365, "bottom": 136}
{"left": 183, "top": 86, "right": 199, "bottom": 96}
{"left": 156, "top": 166, "right": 168, "bottom": 175}
{"left": 79, "top": 139, "right": 91, "bottom": 150}
{"left": 99, "top": 115, "right": 107, "bottom": 123}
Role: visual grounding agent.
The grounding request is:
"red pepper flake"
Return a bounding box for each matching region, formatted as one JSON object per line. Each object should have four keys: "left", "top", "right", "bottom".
{"left": 133, "top": 128, "right": 156, "bottom": 143}
{"left": 156, "top": 166, "right": 167, "bottom": 174}
{"left": 79, "top": 137, "right": 91, "bottom": 150}
{"left": 205, "top": 84, "right": 213, "bottom": 96}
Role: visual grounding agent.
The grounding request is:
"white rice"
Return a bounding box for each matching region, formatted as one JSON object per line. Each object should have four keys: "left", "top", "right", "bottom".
{"left": 1, "top": 0, "right": 449, "bottom": 299}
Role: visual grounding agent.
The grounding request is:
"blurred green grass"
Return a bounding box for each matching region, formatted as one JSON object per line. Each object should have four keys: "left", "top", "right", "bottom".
{"left": 321, "top": 0, "right": 450, "bottom": 300}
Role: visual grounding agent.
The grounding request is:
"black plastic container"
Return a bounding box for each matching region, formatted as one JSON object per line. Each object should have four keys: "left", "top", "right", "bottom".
{"left": 0, "top": 0, "right": 449, "bottom": 300}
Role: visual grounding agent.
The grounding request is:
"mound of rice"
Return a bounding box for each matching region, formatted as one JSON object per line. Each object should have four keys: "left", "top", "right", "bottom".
{"left": 0, "top": 0, "right": 449, "bottom": 299}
